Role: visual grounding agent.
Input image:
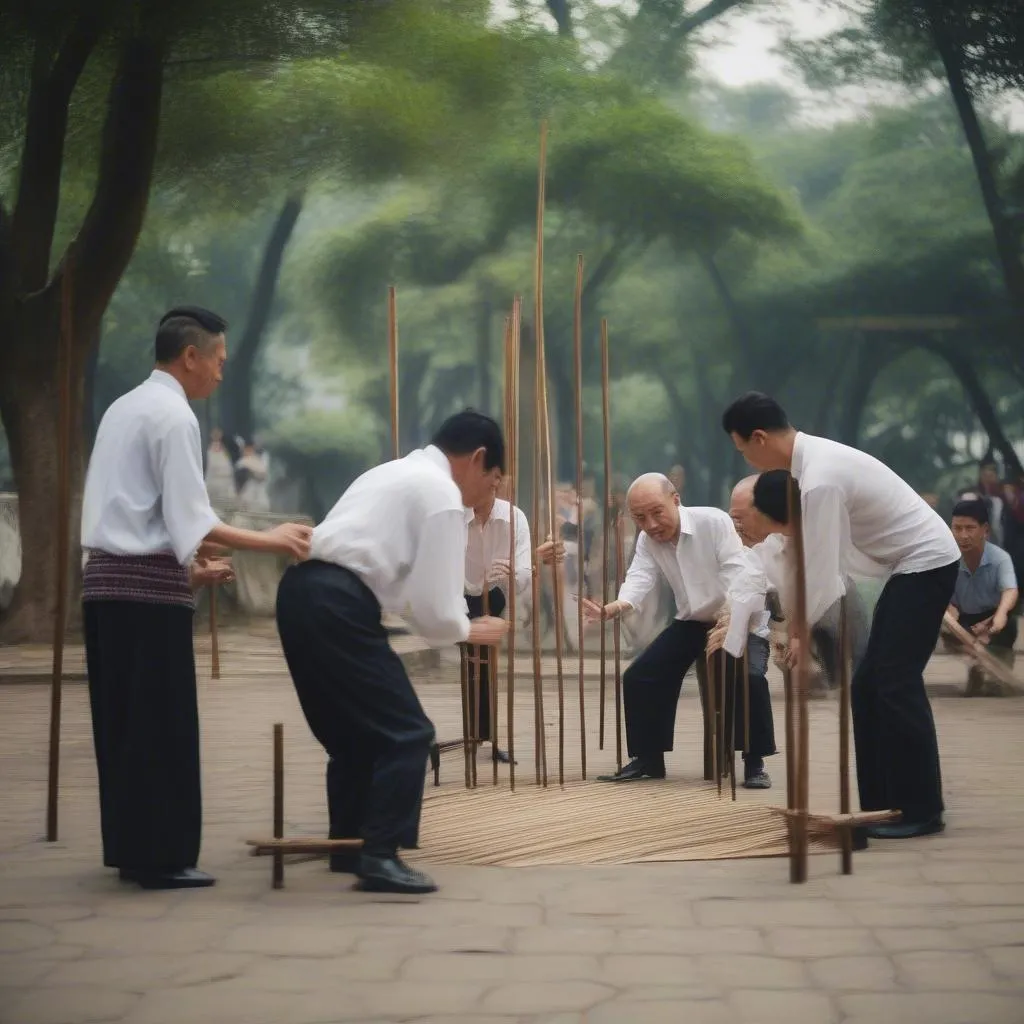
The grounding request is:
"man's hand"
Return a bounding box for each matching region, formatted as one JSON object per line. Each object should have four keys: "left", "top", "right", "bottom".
{"left": 196, "top": 540, "right": 230, "bottom": 560}
{"left": 486, "top": 558, "right": 512, "bottom": 584}
{"left": 266, "top": 522, "right": 313, "bottom": 561}
{"left": 191, "top": 556, "right": 234, "bottom": 589}
{"left": 784, "top": 635, "right": 804, "bottom": 670}
{"left": 536, "top": 538, "right": 565, "bottom": 566}
{"left": 468, "top": 615, "right": 509, "bottom": 646}
{"left": 581, "top": 597, "right": 623, "bottom": 623}
{"left": 970, "top": 617, "right": 993, "bottom": 638}
{"left": 991, "top": 609, "right": 1008, "bottom": 635}
{"left": 705, "top": 609, "right": 729, "bottom": 656}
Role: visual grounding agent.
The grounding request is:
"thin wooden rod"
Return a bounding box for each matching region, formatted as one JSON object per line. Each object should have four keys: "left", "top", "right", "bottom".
{"left": 47, "top": 250, "right": 75, "bottom": 844}
{"left": 210, "top": 586, "right": 221, "bottom": 680}
{"left": 839, "top": 595, "right": 853, "bottom": 875}
{"left": 505, "top": 301, "right": 521, "bottom": 790}
{"left": 706, "top": 652, "right": 719, "bottom": 796}
{"left": 789, "top": 475, "right": 811, "bottom": 884}
{"left": 272, "top": 723, "right": 284, "bottom": 889}
{"left": 460, "top": 645, "right": 472, "bottom": 789}
{"left": 743, "top": 648, "right": 750, "bottom": 757}
{"left": 613, "top": 510, "right": 624, "bottom": 771}
{"left": 728, "top": 657, "right": 738, "bottom": 802}
{"left": 573, "top": 253, "right": 587, "bottom": 780}
{"left": 482, "top": 583, "right": 498, "bottom": 787}
{"left": 599, "top": 319, "right": 611, "bottom": 751}
{"left": 387, "top": 284, "right": 399, "bottom": 460}
{"left": 716, "top": 652, "right": 725, "bottom": 798}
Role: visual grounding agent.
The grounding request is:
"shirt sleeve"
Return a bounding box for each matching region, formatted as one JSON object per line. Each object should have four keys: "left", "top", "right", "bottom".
{"left": 617, "top": 532, "right": 659, "bottom": 611}
{"left": 996, "top": 549, "right": 1018, "bottom": 592}
{"left": 718, "top": 525, "right": 770, "bottom": 658}
{"left": 801, "top": 484, "right": 849, "bottom": 626}
{"left": 158, "top": 417, "right": 221, "bottom": 565}
{"left": 403, "top": 508, "right": 472, "bottom": 647}
{"left": 513, "top": 508, "right": 532, "bottom": 596}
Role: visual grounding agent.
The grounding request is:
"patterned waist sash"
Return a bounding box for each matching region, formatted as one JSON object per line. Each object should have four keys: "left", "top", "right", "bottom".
{"left": 83, "top": 550, "right": 194, "bottom": 609}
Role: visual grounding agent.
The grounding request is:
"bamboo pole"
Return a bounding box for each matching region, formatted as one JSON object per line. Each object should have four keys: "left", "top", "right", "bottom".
{"left": 272, "top": 723, "right": 284, "bottom": 889}
{"left": 460, "top": 645, "right": 472, "bottom": 789}
{"left": 613, "top": 510, "right": 624, "bottom": 771}
{"left": 388, "top": 285, "right": 399, "bottom": 460}
{"left": 573, "top": 253, "right": 587, "bottom": 779}
{"left": 505, "top": 299, "right": 522, "bottom": 790}
{"left": 46, "top": 251, "right": 75, "bottom": 843}
{"left": 789, "top": 476, "right": 811, "bottom": 884}
{"left": 706, "top": 652, "right": 719, "bottom": 795}
{"left": 728, "top": 657, "right": 738, "bottom": 802}
{"left": 599, "top": 319, "right": 611, "bottom": 750}
{"left": 210, "top": 586, "right": 221, "bottom": 679}
{"left": 839, "top": 596, "right": 853, "bottom": 874}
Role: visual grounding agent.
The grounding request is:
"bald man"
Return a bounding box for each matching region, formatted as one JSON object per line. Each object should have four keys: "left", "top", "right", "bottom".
{"left": 583, "top": 474, "right": 775, "bottom": 786}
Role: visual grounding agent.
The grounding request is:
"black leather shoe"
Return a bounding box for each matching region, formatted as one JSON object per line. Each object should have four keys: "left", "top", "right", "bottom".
{"left": 355, "top": 855, "right": 438, "bottom": 894}
{"left": 596, "top": 757, "right": 666, "bottom": 782}
{"left": 119, "top": 868, "right": 216, "bottom": 890}
{"left": 866, "top": 817, "right": 945, "bottom": 840}
{"left": 851, "top": 826, "right": 869, "bottom": 851}
{"left": 491, "top": 747, "right": 517, "bottom": 765}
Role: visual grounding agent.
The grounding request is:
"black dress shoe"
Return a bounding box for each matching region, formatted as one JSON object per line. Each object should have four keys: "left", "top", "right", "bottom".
{"left": 850, "top": 826, "right": 869, "bottom": 851}
{"left": 355, "top": 855, "right": 437, "bottom": 894}
{"left": 866, "top": 817, "right": 945, "bottom": 840}
{"left": 596, "top": 757, "right": 666, "bottom": 783}
{"left": 490, "top": 747, "right": 517, "bottom": 765}
{"left": 119, "top": 868, "right": 216, "bottom": 890}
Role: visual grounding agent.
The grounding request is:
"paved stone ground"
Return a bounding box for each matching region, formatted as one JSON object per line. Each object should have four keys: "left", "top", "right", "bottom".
{"left": 1, "top": 635, "right": 1023, "bottom": 1024}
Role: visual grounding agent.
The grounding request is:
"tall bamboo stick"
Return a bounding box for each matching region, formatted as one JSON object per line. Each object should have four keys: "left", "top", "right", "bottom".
{"left": 387, "top": 285, "right": 399, "bottom": 460}
{"left": 210, "top": 587, "right": 221, "bottom": 679}
{"left": 272, "top": 723, "right": 284, "bottom": 889}
{"left": 572, "top": 253, "right": 587, "bottom": 779}
{"left": 599, "top": 319, "right": 611, "bottom": 750}
{"left": 789, "top": 476, "right": 811, "bottom": 884}
{"left": 613, "top": 512, "right": 625, "bottom": 771}
{"left": 505, "top": 299, "right": 522, "bottom": 790}
{"left": 839, "top": 595, "right": 853, "bottom": 874}
{"left": 46, "top": 251, "right": 75, "bottom": 843}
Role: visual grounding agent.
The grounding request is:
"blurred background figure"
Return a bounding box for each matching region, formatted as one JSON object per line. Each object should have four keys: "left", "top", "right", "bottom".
{"left": 204, "top": 427, "right": 237, "bottom": 511}
{"left": 236, "top": 440, "right": 270, "bottom": 512}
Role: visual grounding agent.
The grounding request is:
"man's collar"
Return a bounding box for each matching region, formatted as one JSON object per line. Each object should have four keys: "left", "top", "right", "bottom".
{"left": 420, "top": 444, "right": 454, "bottom": 479}
{"left": 790, "top": 432, "right": 807, "bottom": 480}
{"left": 474, "top": 498, "right": 511, "bottom": 525}
{"left": 677, "top": 505, "right": 694, "bottom": 539}
{"left": 148, "top": 368, "right": 187, "bottom": 401}
{"left": 979, "top": 542, "right": 995, "bottom": 567}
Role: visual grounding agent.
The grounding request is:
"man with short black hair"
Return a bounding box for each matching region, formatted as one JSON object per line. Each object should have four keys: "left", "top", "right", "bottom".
{"left": 948, "top": 499, "right": 1018, "bottom": 694}
{"left": 82, "top": 307, "right": 313, "bottom": 890}
{"left": 276, "top": 410, "right": 510, "bottom": 895}
{"left": 722, "top": 392, "right": 960, "bottom": 839}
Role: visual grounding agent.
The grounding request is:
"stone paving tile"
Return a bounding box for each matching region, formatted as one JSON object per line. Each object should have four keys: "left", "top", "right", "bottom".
{"left": 1, "top": 657, "right": 1023, "bottom": 1023}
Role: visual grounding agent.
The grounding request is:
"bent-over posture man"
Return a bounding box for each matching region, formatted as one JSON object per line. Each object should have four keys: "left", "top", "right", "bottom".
{"left": 947, "top": 498, "right": 1018, "bottom": 695}
{"left": 723, "top": 392, "right": 960, "bottom": 839}
{"left": 276, "top": 411, "right": 509, "bottom": 895}
{"left": 582, "top": 474, "right": 775, "bottom": 786}
{"left": 82, "top": 307, "right": 312, "bottom": 890}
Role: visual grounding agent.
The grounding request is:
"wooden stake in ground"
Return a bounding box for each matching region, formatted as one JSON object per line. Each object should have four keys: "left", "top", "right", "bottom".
{"left": 788, "top": 476, "right": 811, "bottom": 884}
{"left": 838, "top": 596, "right": 853, "bottom": 875}
{"left": 273, "top": 723, "right": 284, "bottom": 889}
{"left": 505, "top": 299, "right": 522, "bottom": 789}
{"left": 460, "top": 645, "right": 473, "bottom": 789}
{"left": 613, "top": 508, "right": 625, "bottom": 771}
{"left": 599, "top": 319, "right": 612, "bottom": 751}
{"left": 46, "top": 251, "right": 76, "bottom": 844}
{"left": 210, "top": 587, "right": 221, "bottom": 680}
{"left": 706, "top": 653, "right": 719, "bottom": 796}
{"left": 572, "top": 253, "right": 587, "bottom": 779}
{"left": 387, "top": 284, "right": 399, "bottom": 460}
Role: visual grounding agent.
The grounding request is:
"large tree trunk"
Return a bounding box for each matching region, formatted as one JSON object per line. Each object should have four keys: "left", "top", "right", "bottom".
{"left": 476, "top": 292, "right": 493, "bottom": 412}
{"left": 220, "top": 193, "right": 304, "bottom": 443}
{"left": 929, "top": 8, "right": 1024, "bottom": 329}
{"left": 0, "top": 31, "right": 165, "bottom": 643}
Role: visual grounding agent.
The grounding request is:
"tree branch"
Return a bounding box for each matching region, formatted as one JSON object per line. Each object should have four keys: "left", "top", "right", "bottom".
{"left": 545, "top": 0, "right": 573, "bottom": 38}
{"left": 73, "top": 32, "right": 167, "bottom": 331}
{"left": 11, "top": 14, "right": 106, "bottom": 291}
{"left": 680, "top": 0, "right": 747, "bottom": 37}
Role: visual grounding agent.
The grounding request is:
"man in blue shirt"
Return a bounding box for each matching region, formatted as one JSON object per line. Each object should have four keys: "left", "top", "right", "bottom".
{"left": 948, "top": 499, "right": 1019, "bottom": 695}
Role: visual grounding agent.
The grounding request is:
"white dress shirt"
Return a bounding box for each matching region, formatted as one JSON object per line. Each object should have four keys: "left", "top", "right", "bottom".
{"left": 81, "top": 370, "right": 220, "bottom": 565}
{"left": 791, "top": 432, "right": 960, "bottom": 625}
{"left": 617, "top": 506, "right": 768, "bottom": 657}
{"left": 464, "top": 498, "right": 532, "bottom": 598}
{"left": 310, "top": 445, "right": 471, "bottom": 647}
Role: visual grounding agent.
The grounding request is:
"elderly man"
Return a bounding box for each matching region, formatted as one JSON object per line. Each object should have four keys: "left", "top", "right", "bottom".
{"left": 731, "top": 474, "right": 869, "bottom": 684}
{"left": 582, "top": 473, "right": 774, "bottom": 786}
{"left": 723, "top": 392, "right": 960, "bottom": 839}
{"left": 947, "top": 498, "right": 1019, "bottom": 695}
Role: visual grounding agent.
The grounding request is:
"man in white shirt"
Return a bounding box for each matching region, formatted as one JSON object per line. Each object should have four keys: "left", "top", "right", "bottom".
{"left": 275, "top": 411, "right": 509, "bottom": 895}
{"left": 464, "top": 480, "right": 532, "bottom": 762}
{"left": 81, "top": 307, "right": 312, "bottom": 891}
{"left": 582, "top": 473, "right": 774, "bottom": 785}
{"left": 723, "top": 392, "right": 960, "bottom": 839}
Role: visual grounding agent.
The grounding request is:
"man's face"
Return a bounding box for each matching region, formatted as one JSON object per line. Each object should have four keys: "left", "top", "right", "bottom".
{"left": 729, "top": 489, "right": 771, "bottom": 546}
{"left": 182, "top": 335, "right": 226, "bottom": 401}
{"left": 458, "top": 449, "right": 503, "bottom": 510}
{"left": 628, "top": 487, "right": 681, "bottom": 543}
{"left": 951, "top": 515, "right": 987, "bottom": 555}
{"left": 730, "top": 430, "right": 785, "bottom": 472}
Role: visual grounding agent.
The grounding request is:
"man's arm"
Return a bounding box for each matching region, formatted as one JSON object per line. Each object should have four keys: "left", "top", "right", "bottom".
{"left": 716, "top": 525, "right": 769, "bottom": 657}
{"left": 615, "top": 532, "right": 659, "bottom": 613}
{"left": 800, "top": 484, "right": 848, "bottom": 627}
{"left": 512, "top": 508, "right": 533, "bottom": 595}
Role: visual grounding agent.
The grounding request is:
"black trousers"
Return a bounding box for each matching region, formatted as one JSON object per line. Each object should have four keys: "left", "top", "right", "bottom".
{"left": 624, "top": 619, "right": 776, "bottom": 760}
{"left": 276, "top": 560, "right": 435, "bottom": 858}
{"left": 957, "top": 608, "right": 1019, "bottom": 655}
{"left": 465, "top": 587, "right": 506, "bottom": 742}
{"left": 852, "top": 561, "right": 958, "bottom": 823}
{"left": 83, "top": 600, "right": 201, "bottom": 872}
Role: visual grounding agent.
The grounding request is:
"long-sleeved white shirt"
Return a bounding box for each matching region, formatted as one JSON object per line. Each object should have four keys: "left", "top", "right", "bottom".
{"left": 310, "top": 445, "right": 472, "bottom": 647}
{"left": 464, "top": 498, "right": 532, "bottom": 598}
{"left": 791, "top": 432, "right": 960, "bottom": 625}
{"left": 617, "top": 505, "right": 768, "bottom": 657}
{"left": 81, "top": 370, "right": 220, "bottom": 566}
